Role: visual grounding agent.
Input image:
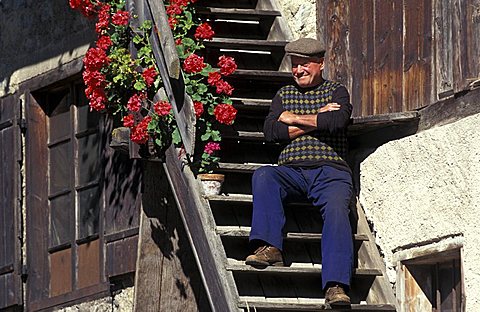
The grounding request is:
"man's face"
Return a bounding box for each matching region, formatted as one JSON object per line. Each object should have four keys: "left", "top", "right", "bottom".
{"left": 291, "top": 56, "right": 324, "bottom": 88}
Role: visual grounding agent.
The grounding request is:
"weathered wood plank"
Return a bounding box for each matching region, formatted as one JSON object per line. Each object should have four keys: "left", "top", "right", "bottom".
{"left": 355, "top": 200, "right": 396, "bottom": 305}
{"left": 452, "top": 0, "right": 469, "bottom": 92}
{"left": 373, "top": 0, "right": 403, "bottom": 114}
{"left": 325, "top": 0, "right": 350, "bottom": 87}
{"left": 238, "top": 298, "right": 396, "bottom": 311}
{"left": 161, "top": 145, "right": 240, "bottom": 312}
{"left": 134, "top": 162, "right": 212, "bottom": 311}
{"left": 403, "top": 0, "right": 432, "bottom": 111}
{"left": 25, "top": 93, "right": 50, "bottom": 305}
{"left": 227, "top": 262, "right": 382, "bottom": 276}
{"left": 434, "top": 0, "right": 454, "bottom": 97}
{"left": 0, "top": 94, "right": 22, "bottom": 310}
{"left": 216, "top": 226, "right": 369, "bottom": 242}
{"left": 349, "top": 0, "right": 374, "bottom": 117}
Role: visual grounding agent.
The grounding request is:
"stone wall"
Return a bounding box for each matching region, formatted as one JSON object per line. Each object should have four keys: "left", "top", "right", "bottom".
{"left": 360, "top": 112, "right": 480, "bottom": 310}
{"left": 54, "top": 287, "right": 134, "bottom": 312}
{"left": 275, "top": 0, "right": 316, "bottom": 39}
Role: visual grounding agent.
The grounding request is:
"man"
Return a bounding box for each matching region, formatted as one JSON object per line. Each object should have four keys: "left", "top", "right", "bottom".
{"left": 245, "top": 38, "right": 354, "bottom": 307}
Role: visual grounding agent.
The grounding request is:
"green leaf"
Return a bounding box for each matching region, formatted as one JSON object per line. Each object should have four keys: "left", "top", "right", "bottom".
{"left": 191, "top": 93, "right": 202, "bottom": 101}
{"left": 141, "top": 20, "right": 153, "bottom": 30}
{"left": 210, "top": 130, "right": 221, "bottom": 141}
{"left": 197, "top": 83, "right": 208, "bottom": 94}
{"left": 133, "top": 35, "right": 142, "bottom": 44}
{"left": 200, "top": 132, "right": 211, "bottom": 141}
{"left": 172, "top": 128, "right": 182, "bottom": 145}
{"left": 134, "top": 80, "right": 146, "bottom": 91}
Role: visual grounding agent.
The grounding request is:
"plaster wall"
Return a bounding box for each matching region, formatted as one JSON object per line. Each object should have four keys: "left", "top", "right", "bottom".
{"left": 0, "top": 0, "right": 95, "bottom": 95}
{"left": 275, "top": 0, "right": 316, "bottom": 39}
{"left": 360, "top": 112, "right": 480, "bottom": 311}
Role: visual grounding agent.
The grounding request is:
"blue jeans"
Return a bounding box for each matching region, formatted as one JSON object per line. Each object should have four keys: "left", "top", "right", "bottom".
{"left": 249, "top": 165, "right": 353, "bottom": 289}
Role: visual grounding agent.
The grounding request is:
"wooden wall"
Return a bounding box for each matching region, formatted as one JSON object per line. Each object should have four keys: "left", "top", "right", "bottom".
{"left": 317, "top": 0, "right": 480, "bottom": 118}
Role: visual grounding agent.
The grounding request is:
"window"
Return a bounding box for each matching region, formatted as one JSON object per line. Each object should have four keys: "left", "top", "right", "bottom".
{"left": 398, "top": 248, "right": 464, "bottom": 312}
{"left": 26, "top": 80, "right": 110, "bottom": 310}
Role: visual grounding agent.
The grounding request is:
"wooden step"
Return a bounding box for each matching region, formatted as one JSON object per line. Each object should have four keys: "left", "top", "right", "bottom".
{"left": 230, "top": 69, "right": 292, "bottom": 80}
{"left": 232, "top": 97, "right": 271, "bottom": 108}
{"left": 227, "top": 261, "right": 382, "bottom": 276}
{"left": 221, "top": 130, "right": 265, "bottom": 141}
{"left": 206, "top": 193, "right": 312, "bottom": 207}
{"left": 205, "top": 38, "right": 287, "bottom": 52}
{"left": 217, "top": 226, "right": 369, "bottom": 242}
{"left": 218, "top": 162, "right": 265, "bottom": 172}
{"left": 238, "top": 298, "right": 396, "bottom": 311}
{"left": 196, "top": 7, "right": 281, "bottom": 20}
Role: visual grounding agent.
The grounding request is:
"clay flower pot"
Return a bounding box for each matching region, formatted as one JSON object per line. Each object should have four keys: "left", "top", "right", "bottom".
{"left": 198, "top": 173, "right": 225, "bottom": 195}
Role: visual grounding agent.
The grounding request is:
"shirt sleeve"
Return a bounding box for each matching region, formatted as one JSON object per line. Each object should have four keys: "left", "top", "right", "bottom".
{"left": 316, "top": 85, "right": 353, "bottom": 133}
{"left": 263, "top": 92, "right": 290, "bottom": 143}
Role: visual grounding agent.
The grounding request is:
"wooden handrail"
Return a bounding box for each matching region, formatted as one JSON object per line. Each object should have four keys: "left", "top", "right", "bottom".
{"left": 128, "top": 0, "right": 195, "bottom": 156}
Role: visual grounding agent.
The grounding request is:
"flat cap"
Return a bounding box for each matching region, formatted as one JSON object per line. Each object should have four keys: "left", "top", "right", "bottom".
{"left": 285, "top": 38, "right": 326, "bottom": 58}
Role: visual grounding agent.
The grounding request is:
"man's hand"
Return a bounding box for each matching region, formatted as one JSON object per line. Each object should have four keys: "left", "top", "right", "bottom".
{"left": 319, "top": 103, "right": 341, "bottom": 113}
{"left": 278, "top": 111, "right": 298, "bottom": 125}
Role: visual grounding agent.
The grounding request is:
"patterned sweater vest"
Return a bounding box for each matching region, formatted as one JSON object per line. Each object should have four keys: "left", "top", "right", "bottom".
{"left": 278, "top": 81, "right": 348, "bottom": 166}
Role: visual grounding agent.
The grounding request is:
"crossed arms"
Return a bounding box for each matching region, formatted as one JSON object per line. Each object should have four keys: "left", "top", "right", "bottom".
{"left": 263, "top": 85, "right": 353, "bottom": 142}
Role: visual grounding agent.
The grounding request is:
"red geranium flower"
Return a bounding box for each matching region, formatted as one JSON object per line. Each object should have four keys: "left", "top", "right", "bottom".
{"left": 215, "top": 79, "right": 234, "bottom": 96}
{"left": 193, "top": 101, "right": 204, "bottom": 118}
{"left": 123, "top": 114, "right": 135, "bottom": 128}
{"left": 95, "top": 4, "right": 111, "bottom": 34}
{"left": 218, "top": 55, "right": 237, "bottom": 76}
{"left": 127, "top": 94, "right": 144, "bottom": 112}
{"left": 96, "top": 35, "right": 112, "bottom": 50}
{"left": 142, "top": 67, "right": 158, "bottom": 87}
{"left": 83, "top": 47, "right": 110, "bottom": 72}
{"left": 213, "top": 104, "right": 237, "bottom": 125}
{"left": 83, "top": 70, "right": 106, "bottom": 89}
{"left": 112, "top": 10, "right": 129, "bottom": 26}
{"left": 69, "top": 0, "right": 97, "bottom": 18}
{"left": 168, "top": 17, "right": 178, "bottom": 29}
{"left": 204, "top": 142, "right": 221, "bottom": 155}
{"left": 166, "top": 3, "right": 183, "bottom": 16}
{"left": 207, "top": 72, "right": 222, "bottom": 86}
{"left": 194, "top": 23, "right": 215, "bottom": 40}
{"left": 183, "top": 53, "right": 206, "bottom": 74}
{"left": 130, "top": 116, "right": 152, "bottom": 144}
{"left": 85, "top": 86, "right": 107, "bottom": 111}
{"left": 154, "top": 101, "right": 172, "bottom": 116}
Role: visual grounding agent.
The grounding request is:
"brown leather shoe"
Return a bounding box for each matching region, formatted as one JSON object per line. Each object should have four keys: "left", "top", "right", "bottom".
{"left": 245, "top": 245, "right": 284, "bottom": 268}
{"left": 325, "top": 285, "right": 351, "bottom": 307}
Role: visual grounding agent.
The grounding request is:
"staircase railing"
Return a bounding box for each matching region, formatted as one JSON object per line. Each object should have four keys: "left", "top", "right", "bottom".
{"left": 127, "top": 1, "right": 239, "bottom": 311}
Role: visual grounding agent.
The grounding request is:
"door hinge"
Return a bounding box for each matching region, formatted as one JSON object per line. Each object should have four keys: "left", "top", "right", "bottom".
{"left": 17, "top": 118, "right": 27, "bottom": 133}
{"left": 21, "top": 265, "right": 28, "bottom": 283}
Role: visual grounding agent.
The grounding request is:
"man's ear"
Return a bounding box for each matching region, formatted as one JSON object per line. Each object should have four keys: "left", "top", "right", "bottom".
{"left": 320, "top": 59, "right": 325, "bottom": 71}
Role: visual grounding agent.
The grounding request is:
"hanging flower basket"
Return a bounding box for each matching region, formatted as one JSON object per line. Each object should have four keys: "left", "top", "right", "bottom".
{"left": 198, "top": 173, "right": 225, "bottom": 195}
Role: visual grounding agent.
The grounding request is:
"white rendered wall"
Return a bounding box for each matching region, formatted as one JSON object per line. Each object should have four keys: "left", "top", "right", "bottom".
{"left": 360, "top": 112, "right": 480, "bottom": 311}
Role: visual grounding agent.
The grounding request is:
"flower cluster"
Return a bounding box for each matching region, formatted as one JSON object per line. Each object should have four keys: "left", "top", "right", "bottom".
{"left": 71, "top": 0, "right": 239, "bottom": 174}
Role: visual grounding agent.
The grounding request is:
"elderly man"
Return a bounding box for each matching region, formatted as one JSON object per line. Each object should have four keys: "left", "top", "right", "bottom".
{"left": 245, "top": 38, "right": 354, "bottom": 307}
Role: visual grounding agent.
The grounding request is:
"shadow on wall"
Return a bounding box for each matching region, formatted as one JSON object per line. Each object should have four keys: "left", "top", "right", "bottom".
{"left": 0, "top": 0, "right": 96, "bottom": 93}
{"left": 347, "top": 120, "right": 420, "bottom": 196}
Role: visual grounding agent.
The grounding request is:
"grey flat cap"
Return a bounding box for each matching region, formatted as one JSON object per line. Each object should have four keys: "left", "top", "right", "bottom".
{"left": 285, "top": 38, "right": 326, "bottom": 58}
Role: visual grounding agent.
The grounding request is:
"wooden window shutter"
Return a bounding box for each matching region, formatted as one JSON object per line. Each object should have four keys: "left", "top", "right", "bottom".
{"left": 0, "top": 94, "right": 23, "bottom": 309}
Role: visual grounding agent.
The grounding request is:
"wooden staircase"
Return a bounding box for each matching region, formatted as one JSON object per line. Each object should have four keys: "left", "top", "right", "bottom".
{"left": 193, "top": 0, "right": 397, "bottom": 311}
{"left": 132, "top": 0, "right": 398, "bottom": 311}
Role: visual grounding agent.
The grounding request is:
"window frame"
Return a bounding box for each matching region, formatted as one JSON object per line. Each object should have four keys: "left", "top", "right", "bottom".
{"left": 395, "top": 243, "right": 465, "bottom": 312}
{"left": 25, "top": 80, "right": 110, "bottom": 311}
